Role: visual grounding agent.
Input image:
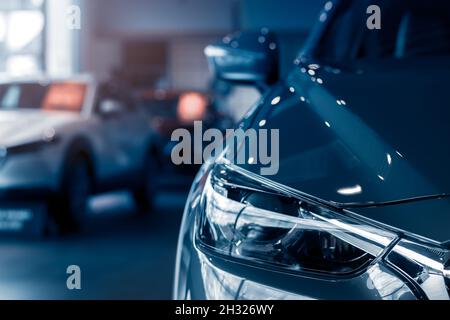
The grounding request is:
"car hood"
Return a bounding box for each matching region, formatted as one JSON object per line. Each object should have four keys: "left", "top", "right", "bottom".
{"left": 239, "top": 57, "right": 450, "bottom": 206}
{"left": 0, "top": 109, "right": 80, "bottom": 147}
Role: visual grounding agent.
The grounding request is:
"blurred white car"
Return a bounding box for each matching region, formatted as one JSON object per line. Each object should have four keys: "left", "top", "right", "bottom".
{"left": 0, "top": 76, "right": 156, "bottom": 234}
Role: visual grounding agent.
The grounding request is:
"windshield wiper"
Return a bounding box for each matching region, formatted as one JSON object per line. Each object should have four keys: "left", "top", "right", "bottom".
{"left": 335, "top": 193, "right": 450, "bottom": 209}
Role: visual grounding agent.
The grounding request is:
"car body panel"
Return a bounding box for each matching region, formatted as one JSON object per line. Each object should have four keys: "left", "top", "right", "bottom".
{"left": 239, "top": 57, "right": 450, "bottom": 206}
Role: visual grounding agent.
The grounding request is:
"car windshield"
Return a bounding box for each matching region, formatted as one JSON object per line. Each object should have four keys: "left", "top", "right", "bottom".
{"left": 315, "top": 0, "right": 450, "bottom": 62}
{"left": 0, "top": 82, "right": 87, "bottom": 113}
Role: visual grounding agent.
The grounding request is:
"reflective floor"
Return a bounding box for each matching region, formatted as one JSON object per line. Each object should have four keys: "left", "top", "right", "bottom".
{"left": 0, "top": 191, "right": 188, "bottom": 300}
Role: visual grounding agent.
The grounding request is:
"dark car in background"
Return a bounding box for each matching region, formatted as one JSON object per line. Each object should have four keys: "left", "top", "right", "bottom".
{"left": 139, "top": 89, "right": 234, "bottom": 187}
{"left": 174, "top": 0, "right": 450, "bottom": 300}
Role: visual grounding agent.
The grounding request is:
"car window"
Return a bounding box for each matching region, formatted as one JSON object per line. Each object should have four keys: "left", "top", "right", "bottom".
{"left": 357, "top": 0, "right": 450, "bottom": 59}
{"left": 314, "top": 0, "right": 366, "bottom": 62}
{"left": 42, "top": 82, "right": 87, "bottom": 112}
{"left": 214, "top": 84, "right": 262, "bottom": 122}
{"left": 315, "top": 0, "right": 450, "bottom": 62}
{"left": 0, "top": 82, "right": 86, "bottom": 112}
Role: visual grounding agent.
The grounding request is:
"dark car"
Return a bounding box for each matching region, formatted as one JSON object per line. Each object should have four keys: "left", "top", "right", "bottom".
{"left": 139, "top": 89, "right": 234, "bottom": 186}
{"left": 173, "top": 0, "right": 450, "bottom": 300}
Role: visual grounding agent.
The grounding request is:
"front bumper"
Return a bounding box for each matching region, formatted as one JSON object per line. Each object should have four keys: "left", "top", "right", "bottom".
{"left": 0, "top": 191, "right": 49, "bottom": 235}
{"left": 0, "top": 153, "right": 57, "bottom": 233}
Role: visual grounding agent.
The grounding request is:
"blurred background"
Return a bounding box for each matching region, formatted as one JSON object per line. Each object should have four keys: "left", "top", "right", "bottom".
{"left": 0, "top": 0, "right": 325, "bottom": 299}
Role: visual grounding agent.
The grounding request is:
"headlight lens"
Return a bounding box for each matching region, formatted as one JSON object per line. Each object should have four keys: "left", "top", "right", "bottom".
{"left": 195, "top": 162, "right": 398, "bottom": 276}
{"left": 386, "top": 239, "right": 450, "bottom": 299}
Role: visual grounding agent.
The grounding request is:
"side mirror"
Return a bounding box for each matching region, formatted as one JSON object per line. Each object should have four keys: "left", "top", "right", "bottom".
{"left": 205, "top": 30, "right": 279, "bottom": 87}
{"left": 99, "top": 99, "right": 125, "bottom": 118}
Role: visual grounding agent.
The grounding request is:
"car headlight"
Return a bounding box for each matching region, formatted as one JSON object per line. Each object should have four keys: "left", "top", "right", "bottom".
{"left": 194, "top": 160, "right": 398, "bottom": 276}
{"left": 193, "top": 159, "right": 450, "bottom": 299}
{"left": 386, "top": 239, "right": 450, "bottom": 299}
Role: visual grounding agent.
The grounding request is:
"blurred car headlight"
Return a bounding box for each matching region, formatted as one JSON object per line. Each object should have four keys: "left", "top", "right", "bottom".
{"left": 0, "top": 131, "right": 59, "bottom": 164}
{"left": 192, "top": 159, "right": 450, "bottom": 299}
{"left": 7, "top": 139, "right": 57, "bottom": 155}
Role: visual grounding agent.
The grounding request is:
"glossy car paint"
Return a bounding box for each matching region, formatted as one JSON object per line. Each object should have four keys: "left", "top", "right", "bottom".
{"left": 239, "top": 58, "right": 450, "bottom": 242}
{"left": 174, "top": 0, "right": 450, "bottom": 300}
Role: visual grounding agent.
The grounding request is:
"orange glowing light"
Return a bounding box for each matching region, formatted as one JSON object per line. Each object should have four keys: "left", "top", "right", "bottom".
{"left": 177, "top": 92, "right": 208, "bottom": 124}
{"left": 42, "top": 82, "right": 86, "bottom": 112}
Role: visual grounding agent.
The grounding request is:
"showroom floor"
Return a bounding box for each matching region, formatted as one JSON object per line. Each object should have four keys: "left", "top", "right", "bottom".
{"left": 0, "top": 191, "right": 188, "bottom": 300}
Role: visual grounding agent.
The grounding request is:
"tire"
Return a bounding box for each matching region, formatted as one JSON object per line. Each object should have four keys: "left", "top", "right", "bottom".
{"left": 50, "top": 155, "right": 93, "bottom": 233}
{"left": 133, "top": 150, "right": 158, "bottom": 212}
